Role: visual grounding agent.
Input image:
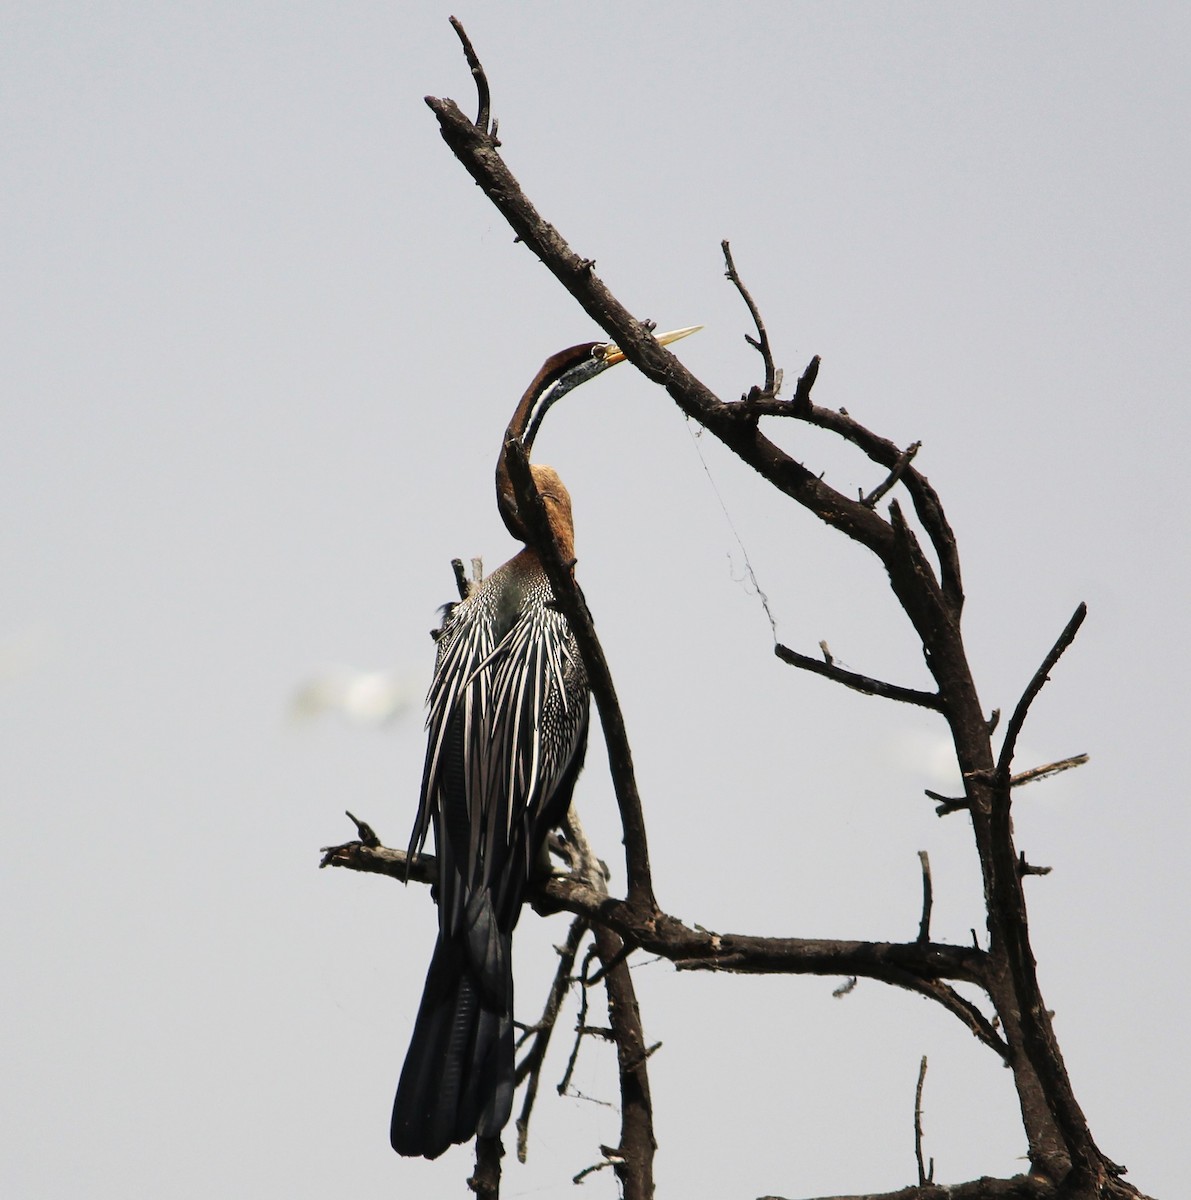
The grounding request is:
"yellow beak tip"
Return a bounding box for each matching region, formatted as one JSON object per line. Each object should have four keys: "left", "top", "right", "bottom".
{"left": 602, "top": 324, "right": 701, "bottom": 365}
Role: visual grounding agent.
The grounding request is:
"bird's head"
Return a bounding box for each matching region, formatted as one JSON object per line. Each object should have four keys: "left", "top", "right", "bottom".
{"left": 496, "top": 325, "right": 700, "bottom": 546}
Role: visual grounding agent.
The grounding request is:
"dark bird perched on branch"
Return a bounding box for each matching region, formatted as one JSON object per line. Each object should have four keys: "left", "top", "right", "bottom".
{"left": 391, "top": 327, "right": 698, "bottom": 1160}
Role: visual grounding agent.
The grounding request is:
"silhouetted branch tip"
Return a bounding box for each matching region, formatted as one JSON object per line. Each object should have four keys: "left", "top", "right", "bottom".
{"left": 791, "top": 353, "right": 821, "bottom": 413}
{"left": 1011, "top": 754, "right": 1089, "bottom": 789}
{"left": 448, "top": 16, "right": 495, "bottom": 139}
{"left": 863, "top": 441, "right": 922, "bottom": 508}
{"left": 998, "top": 603, "right": 1089, "bottom": 779}
{"left": 451, "top": 557, "right": 471, "bottom": 599}
{"left": 930, "top": 792, "right": 971, "bottom": 817}
{"left": 917, "top": 851, "right": 934, "bottom": 944}
{"left": 722, "top": 239, "right": 777, "bottom": 397}
{"left": 914, "top": 1055, "right": 931, "bottom": 1186}
{"left": 1018, "top": 853, "right": 1053, "bottom": 878}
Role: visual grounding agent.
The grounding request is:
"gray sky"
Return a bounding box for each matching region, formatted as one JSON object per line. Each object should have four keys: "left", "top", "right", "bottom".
{"left": 3, "top": 4, "right": 1187, "bottom": 1198}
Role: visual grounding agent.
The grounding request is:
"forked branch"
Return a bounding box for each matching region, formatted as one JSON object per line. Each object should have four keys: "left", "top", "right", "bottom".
{"left": 722, "top": 239, "right": 778, "bottom": 399}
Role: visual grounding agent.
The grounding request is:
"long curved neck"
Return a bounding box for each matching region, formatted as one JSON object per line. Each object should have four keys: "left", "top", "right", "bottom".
{"left": 496, "top": 342, "right": 600, "bottom": 542}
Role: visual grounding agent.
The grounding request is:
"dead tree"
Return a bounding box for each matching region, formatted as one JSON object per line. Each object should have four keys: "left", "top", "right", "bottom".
{"left": 321, "top": 21, "right": 1154, "bottom": 1200}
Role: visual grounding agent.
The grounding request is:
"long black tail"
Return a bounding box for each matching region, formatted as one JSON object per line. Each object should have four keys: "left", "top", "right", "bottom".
{"left": 391, "top": 917, "right": 514, "bottom": 1159}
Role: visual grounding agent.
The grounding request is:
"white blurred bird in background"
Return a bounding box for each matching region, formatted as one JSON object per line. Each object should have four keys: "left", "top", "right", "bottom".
{"left": 288, "top": 665, "right": 418, "bottom": 726}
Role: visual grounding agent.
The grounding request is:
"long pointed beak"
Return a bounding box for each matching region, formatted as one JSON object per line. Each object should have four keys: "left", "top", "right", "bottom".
{"left": 601, "top": 324, "right": 702, "bottom": 366}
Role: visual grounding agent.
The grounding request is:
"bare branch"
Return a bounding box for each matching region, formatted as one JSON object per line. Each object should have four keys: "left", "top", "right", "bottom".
{"left": 514, "top": 915, "right": 589, "bottom": 1162}
{"left": 759, "top": 1174, "right": 1059, "bottom": 1200}
{"left": 450, "top": 557, "right": 471, "bottom": 600}
{"left": 745, "top": 399, "right": 963, "bottom": 613}
{"left": 881, "top": 975, "right": 1007, "bottom": 1060}
{"left": 519, "top": 806, "right": 611, "bottom": 1160}
{"left": 319, "top": 824, "right": 435, "bottom": 882}
{"left": 927, "top": 790, "right": 970, "bottom": 818}
{"left": 573, "top": 1154, "right": 619, "bottom": 1186}
{"left": 558, "top": 943, "right": 600, "bottom": 1099}
{"left": 321, "top": 841, "right": 990, "bottom": 992}
{"left": 423, "top": 93, "right": 900, "bottom": 572}
{"left": 1011, "top": 754, "right": 1089, "bottom": 789}
{"left": 469, "top": 1135, "right": 502, "bottom": 1199}
{"left": 1019, "top": 852, "right": 1053, "bottom": 879}
{"left": 775, "top": 642, "right": 942, "bottom": 710}
{"left": 792, "top": 354, "right": 820, "bottom": 414}
{"left": 543, "top": 814, "right": 664, "bottom": 1200}
{"left": 914, "top": 1055, "right": 932, "bottom": 1187}
{"left": 448, "top": 16, "right": 494, "bottom": 138}
{"left": 722, "top": 239, "right": 777, "bottom": 399}
{"left": 592, "top": 921, "right": 656, "bottom": 1200}
{"left": 997, "top": 604, "right": 1088, "bottom": 780}
{"left": 916, "top": 851, "right": 933, "bottom": 944}
{"left": 503, "top": 438, "right": 657, "bottom": 912}
{"left": 863, "top": 441, "right": 922, "bottom": 509}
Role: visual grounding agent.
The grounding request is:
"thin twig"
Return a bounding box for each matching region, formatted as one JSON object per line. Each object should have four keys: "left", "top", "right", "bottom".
{"left": 572, "top": 1155, "right": 618, "bottom": 1185}
{"left": 775, "top": 642, "right": 942, "bottom": 710}
{"left": 916, "top": 851, "right": 933, "bottom": 944}
{"left": 448, "top": 16, "right": 493, "bottom": 137}
{"left": 721, "top": 239, "right": 777, "bottom": 398}
{"left": 1011, "top": 754, "right": 1089, "bottom": 789}
{"left": 743, "top": 396, "right": 963, "bottom": 613}
{"left": 1019, "top": 852, "right": 1053, "bottom": 878}
{"left": 451, "top": 557, "right": 471, "bottom": 600}
{"left": 863, "top": 441, "right": 922, "bottom": 508}
{"left": 914, "top": 1055, "right": 931, "bottom": 1186}
{"left": 586, "top": 940, "right": 633, "bottom": 988}
{"left": 792, "top": 354, "right": 820, "bottom": 413}
{"left": 558, "top": 944, "right": 600, "bottom": 1098}
{"left": 928, "top": 790, "right": 970, "bottom": 817}
{"left": 515, "top": 915, "right": 589, "bottom": 1162}
{"left": 997, "top": 604, "right": 1088, "bottom": 780}
{"left": 897, "top": 977, "right": 1008, "bottom": 1060}
{"left": 517, "top": 808, "right": 607, "bottom": 1159}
